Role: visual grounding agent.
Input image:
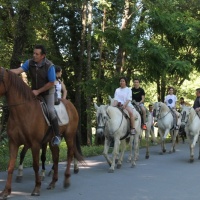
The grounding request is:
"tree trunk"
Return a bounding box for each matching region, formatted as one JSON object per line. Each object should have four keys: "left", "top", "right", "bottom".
{"left": 75, "top": 0, "right": 87, "bottom": 144}
{"left": 86, "top": 0, "right": 92, "bottom": 145}
{"left": 10, "top": 1, "right": 32, "bottom": 69}
{"left": 116, "top": 0, "right": 132, "bottom": 74}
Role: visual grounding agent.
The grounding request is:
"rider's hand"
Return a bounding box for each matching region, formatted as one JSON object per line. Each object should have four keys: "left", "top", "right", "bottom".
{"left": 195, "top": 107, "right": 200, "bottom": 112}
{"left": 32, "top": 90, "right": 40, "bottom": 96}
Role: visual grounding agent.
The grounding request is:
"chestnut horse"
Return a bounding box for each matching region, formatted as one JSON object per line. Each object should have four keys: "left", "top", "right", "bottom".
{"left": 0, "top": 68, "right": 83, "bottom": 199}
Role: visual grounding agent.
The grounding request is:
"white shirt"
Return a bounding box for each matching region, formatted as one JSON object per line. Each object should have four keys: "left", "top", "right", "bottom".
{"left": 164, "top": 94, "right": 177, "bottom": 108}
{"left": 114, "top": 87, "right": 133, "bottom": 108}
{"left": 55, "top": 81, "right": 62, "bottom": 98}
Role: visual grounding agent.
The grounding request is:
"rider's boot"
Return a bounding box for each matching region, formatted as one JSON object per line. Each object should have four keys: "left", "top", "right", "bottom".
{"left": 51, "top": 118, "right": 61, "bottom": 146}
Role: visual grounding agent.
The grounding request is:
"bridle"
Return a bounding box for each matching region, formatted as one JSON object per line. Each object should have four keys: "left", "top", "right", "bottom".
{"left": 181, "top": 108, "right": 196, "bottom": 125}
{"left": 0, "top": 68, "right": 27, "bottom": 108}
{"left": 154, "top": 102, "right": 171, "bottom": 120}
{"left": 96, "top": 106, "right": 124, "bottom": 135}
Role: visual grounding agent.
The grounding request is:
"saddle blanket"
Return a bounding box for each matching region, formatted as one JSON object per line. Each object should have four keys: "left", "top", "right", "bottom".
{"left": 54, "top": 102, "right": 69, "bottom": 126}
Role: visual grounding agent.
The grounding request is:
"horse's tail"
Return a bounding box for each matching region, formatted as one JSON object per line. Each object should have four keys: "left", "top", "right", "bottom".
{"left": 74, "top": 133, "right": 85, "bottom": 164}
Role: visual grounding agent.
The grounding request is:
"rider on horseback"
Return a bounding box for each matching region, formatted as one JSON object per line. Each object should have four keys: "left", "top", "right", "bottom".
{"left": 193, "top": 88, "right": 200, "bottom": 115}
{"left": 131, "top": 78, "right": 147, "bottom": 130}
{"left": 164, "top": 87, "right": 179, "bottom": 130}
{"left": 113, "top": 77, "right": 136, "bottom": 135}
{"left": 11, "top": 45, "right": 61, "bottom": 146}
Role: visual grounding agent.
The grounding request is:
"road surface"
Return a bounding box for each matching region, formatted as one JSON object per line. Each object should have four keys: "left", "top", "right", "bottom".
{"left": 0, "top": 141, "right": 200, "bottom": 200}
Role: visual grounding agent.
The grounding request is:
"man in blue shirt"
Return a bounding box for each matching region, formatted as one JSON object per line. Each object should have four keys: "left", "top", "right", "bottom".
{"left": 11, "top": 44, "right": 61, "bottom": 146}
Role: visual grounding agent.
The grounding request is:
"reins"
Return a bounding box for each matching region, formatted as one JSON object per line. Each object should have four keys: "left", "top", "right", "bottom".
{"left": 156, "top": 103, "right": 171, "bottom": 120}
{"left": 97, "top": 105, "right": 125, "bottom": 138}
{"left": 0, "top": 68, "right": 36, "bottom": 108}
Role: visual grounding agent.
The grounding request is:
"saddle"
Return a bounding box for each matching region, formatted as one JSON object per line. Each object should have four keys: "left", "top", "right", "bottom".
{"left": 115, "top": 104, "right": 131, "bottom": 140}
{"left": 132, "top": 100, "right": 149, "bottom": 124}
{"left": 168, "top": 107, "right": 178, "bottom": 130}
{"left": 38, "top": 96, "right": 69, "bottom": 126}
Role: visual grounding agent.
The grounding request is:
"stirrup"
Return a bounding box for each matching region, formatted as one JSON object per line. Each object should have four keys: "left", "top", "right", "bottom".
{"left": 130, "top": 129, "right": 136, "bottom": 135}
{"left": 142, "top": 124, "right": 147, "bottom": 130}
{"left": 52, "top": 136, "right": 61, "bottom": 146}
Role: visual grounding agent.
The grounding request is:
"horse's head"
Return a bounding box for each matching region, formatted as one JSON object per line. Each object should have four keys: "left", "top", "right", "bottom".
{"left": 180, "top": 106, "right": 193, "bottom": 128}
{"left": 94, "top": 103, "right": 109, "bottom": 137}
{"left": 108, "top": 95, "right": 116, "bottom": 106}
{"left": 152, "top": 102, "right": 161, "bottom": 121}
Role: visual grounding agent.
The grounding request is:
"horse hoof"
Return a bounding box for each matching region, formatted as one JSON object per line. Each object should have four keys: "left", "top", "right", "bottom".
{"left": 173, "top": 149, "right": 176, "bottom": 153}
{"left": 169, "top": 151, "right": 172, "bottom": 154}
{"left": 31, "top": 191, "right": 40, "bottom": 196}
{"left": 145, "top": 155, "right": 149, "bottom": 159}
{"left": 15, "top": 176, "right": 23, "bottom": 183}
{"left": 189, "top": 158, "right": 194, "bottom": 163}
{"left": 47, "top": 184, "right": 55, "bottom": 190}
{"left": 198, "top": 156, "right": 200, "bottom": 160}
{"left": 163, "top": 149, "right": 166, "bottom": 153}
{"left": 74, "top": 168, "right": 79, "bottom": 174}
{"left": 108, "top": 169, "right": 114, "bottom": 173}
{"left": 117, "top": 164, "right": 121, "bottom": 169}
{"left": 131, "top": 163, "right": 136, "bottom": 168}
{"left": 63, "top": 181, "right": 70, "bottom": 189}
{"left": 48, "top": 170, "right": 54, "bottom": 177}
{"left": 40, "top": 176, "right": 45, "bottom": 181}
{"left": 0, "top": 192, "right": 9, "bottom": 200}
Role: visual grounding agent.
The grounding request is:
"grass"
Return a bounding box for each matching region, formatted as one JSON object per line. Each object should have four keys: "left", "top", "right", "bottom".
{"left": 0, "top": 136, "right": 173, "bottom": 171}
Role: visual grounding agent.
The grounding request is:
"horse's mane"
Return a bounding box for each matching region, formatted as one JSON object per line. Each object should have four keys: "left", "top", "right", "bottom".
{"left": 7, "top": 70, "right": 36, "bottom": 101}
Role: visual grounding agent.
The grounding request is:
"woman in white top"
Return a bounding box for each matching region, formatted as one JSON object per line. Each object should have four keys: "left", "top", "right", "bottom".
{"left": 113, "top": 77, "right": 136, "bottom": 135}
{"left": 55, "top": 66, "right": 67, "bottom": 99}
{"left": 164, "top": 87, "right": 179, "bottom": 130}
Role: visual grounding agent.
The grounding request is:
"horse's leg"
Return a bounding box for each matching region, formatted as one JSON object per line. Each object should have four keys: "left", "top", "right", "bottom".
{"left": 131, "top": 133, "right": 139, "bottom": 167}
{"left": 190, "top": 134, "right": 199, "bottom": 162}
{"left": 16, "top": 145, "right": 29, "bottom": 182}
{"left": 169, "top": 130, "right": 178, "bottom": 153}
{"left": 145, "top": 129, "right": 150, "bottom": 159}
{"left": 31, "top": 145, "right": 41, "bottom": 196}
{"left": 198, "top": 134, "right": 200, "bottom": 160}
{"left": 127, "top": 136, "right": 133, "bottom": 163}
{"left": 150, "top": 127, "right": 157, "bottom": 145}
{"left": 64, "top": 135, "right": 77, "bottom": 188}
{"left": 47, "top": 164, "right": 54, "bottom": 177}
{"left": 103, "top": 137, "right": 112, "bottom": 166}
{"left": 159, "top": 129, "right": 166, "bottom": 154}
{"left": 47, "top": 145, "right": 59, "bottom": 189}
{"left": 40, "top": 143, "right": 48, "bottom": 181}
{"left": 109, "top": 137, "right": 120, "bottom": 173}
{"left": 0, "top": 142, "right": 18, "bottom": 199}
{"left": 116, "top": 139, "right": 126, "bottom": 169}
{"left": 73, "top": 158, "right": 79, "bottom": 174}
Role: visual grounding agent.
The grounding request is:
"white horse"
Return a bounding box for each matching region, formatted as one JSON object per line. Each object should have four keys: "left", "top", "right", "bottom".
{"left": 143, "top": 110, "right": 157, "bottom": 159}
{"left": 94, "top": 103, "right": 141, "bottom": 172}
{"left": 130, "top": 100, "right": 156, "bottom": 159}
{"left": 108, "top": 96, "right": 142, "bottom": 162}
{"left": 153, "top": 102, "right": 181, "bottom": 154}
{"left": 181, "top": 106, "right": 200, "bottom": 162}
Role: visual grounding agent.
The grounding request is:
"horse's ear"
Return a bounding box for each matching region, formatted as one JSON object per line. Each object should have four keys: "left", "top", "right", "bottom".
{"left": 94, "top": 103, "right": 99, "bottom": 110}
{"left": 108, "top": 95, "right": 112, "bottom": 101}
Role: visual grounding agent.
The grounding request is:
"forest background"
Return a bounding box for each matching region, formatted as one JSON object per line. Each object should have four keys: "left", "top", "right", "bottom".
{"left": 0, "top": 0, "right": 200, "bottom": 146}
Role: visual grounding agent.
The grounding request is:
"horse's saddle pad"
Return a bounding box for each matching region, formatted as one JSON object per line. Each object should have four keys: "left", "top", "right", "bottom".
{"left": 120, "top": 108, "right": 138, "bottom": 121}
{"left": 54, "top": 102, "right": 69, "bottom": 126}
{"left": 41, "top": 101, "right": 69, "bottom": 126}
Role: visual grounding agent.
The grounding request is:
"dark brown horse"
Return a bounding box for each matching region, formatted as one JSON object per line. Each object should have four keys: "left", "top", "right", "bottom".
{"left": 0, "top": 68, "right": 84, "bottom": 199}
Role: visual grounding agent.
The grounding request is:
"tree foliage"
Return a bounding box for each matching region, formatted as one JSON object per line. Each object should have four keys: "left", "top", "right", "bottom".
{"left": 0, "top": 0, "right": 200, "bottom": 144}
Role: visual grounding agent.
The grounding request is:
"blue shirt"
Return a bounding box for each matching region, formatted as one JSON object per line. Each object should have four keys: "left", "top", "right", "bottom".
{"left": 21, "top": 60, "right": 56, "bottom": 82}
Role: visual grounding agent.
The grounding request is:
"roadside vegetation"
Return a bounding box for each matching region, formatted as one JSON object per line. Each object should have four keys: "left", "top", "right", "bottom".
{"left": 0, "top": 133, "right": 173, "bottom": 172}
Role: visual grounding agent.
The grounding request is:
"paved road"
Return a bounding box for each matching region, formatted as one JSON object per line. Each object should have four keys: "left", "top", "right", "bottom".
{"left": 0, "top": 141, "right": 200, "bottom": 200}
